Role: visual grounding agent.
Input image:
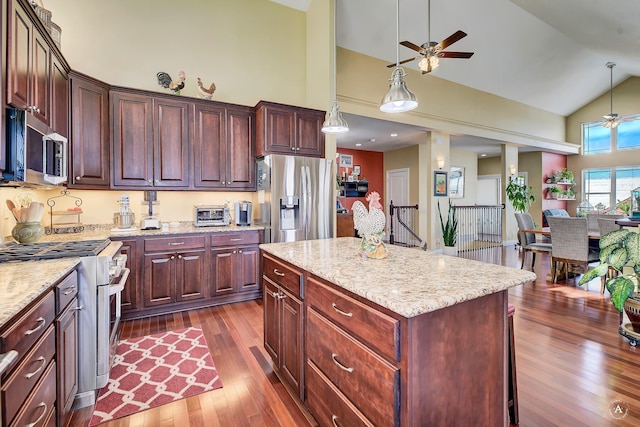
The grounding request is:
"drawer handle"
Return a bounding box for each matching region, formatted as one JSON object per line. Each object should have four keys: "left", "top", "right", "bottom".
{"left": 26, "top": 402, "right": 47, "bottom": 427}
{"left": 63, "top": 286, "right": 76, "bottom": 295}
{"left": 331, "top": 303, "right": 353, "bottom": 318}
{"left": 273, "top": 269, "right": 285, "bottom": 277}
{"left": 331, "top": 415, "right": 340, "bottom": 427}
{"left": 25, "top": 317, "right": 46, "bottom": 336}
{"left": 25, "top": 356, "right": 47, "bottom": 379}
{"left": 331, "top": 353, "right": 353, "bottom": 373}
{"left": 168, "top": 242, "right": 185, "bottom": 246}
{"left": 230, "top": 238, "right": 242, "bottom": 241}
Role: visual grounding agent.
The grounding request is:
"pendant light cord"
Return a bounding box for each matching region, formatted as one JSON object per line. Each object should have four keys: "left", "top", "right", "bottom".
{"left": 427, "top": 0, "right": 431, "bottom": 44}
{"left": 333, "top": 0, "right": 338, "bottom": 99}
{"left": 395, "top": 0, "right": 400, "bottom": 66}
{"left": 610, "top": 64, "right": 614, "bottom": 114}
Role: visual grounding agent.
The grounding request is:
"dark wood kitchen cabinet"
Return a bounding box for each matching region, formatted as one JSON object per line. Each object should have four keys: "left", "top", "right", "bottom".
{"left": 50, "top": 52, "right": 69, "bottom": 137}
{"left": 115, "top": 238, "right": 139, "bottom": 313}
{"left": 68, "top": 72, "right": 110, "bottom": 188}
{"left": 209, "top": 231, "right": 260, "bottom": 300}
{"left": 54, "top": 270, "right": 78, "bottom": 427}
{"left": 111, "top": 90, "right": 190, "bottom": 188}
{"left": 255, "top": 101, "right": 325, "bottom": 158}
{"left": 193, "top": 102, "right": 255, "bottom": 190}
{"left": 142, "top": 236, "right": 206, "bottom": 308}
{"left": 262, "top": 253, "right": 304, "bottom": 400}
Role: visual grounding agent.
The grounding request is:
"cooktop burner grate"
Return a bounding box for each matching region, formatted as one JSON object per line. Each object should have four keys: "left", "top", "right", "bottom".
{"left": 0, "top": 239, "right": 111, "bottom": 262}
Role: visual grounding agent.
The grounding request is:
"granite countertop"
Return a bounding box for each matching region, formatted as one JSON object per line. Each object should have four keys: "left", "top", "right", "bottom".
{"left": 259, "top": 237, "right": 537, "bottom": 318}
{"left": 0, "top": 258, "right": 80, "bottom": 329}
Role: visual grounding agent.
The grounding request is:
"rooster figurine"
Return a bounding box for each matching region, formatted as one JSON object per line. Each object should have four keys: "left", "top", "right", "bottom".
{"left": 352, "top": 191, "right": 388, "bottom": 259}
{"left": 157, "top": 71, "right": 185, "bottom": 94}
{"left": 197, "top": 77, "right": 216, "bottom": 100}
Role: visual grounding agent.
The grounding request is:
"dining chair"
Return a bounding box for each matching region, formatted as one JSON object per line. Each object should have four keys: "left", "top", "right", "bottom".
{"left": 587, "top": 213, "right": 624, "bottom": 231}
{"left": 514, "top": 212, "right": 552, "bottom": 271}
{"left": 547, "top": 217, "right": 600, "bottom": 286}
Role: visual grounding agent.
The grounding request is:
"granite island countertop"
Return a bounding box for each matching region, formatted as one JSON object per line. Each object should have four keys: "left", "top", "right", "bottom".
{"left": 259, "top": 237, "right": 537, "bottom": 318}
{"left": 0, "top": 258, "right": 80, "bottom": 329}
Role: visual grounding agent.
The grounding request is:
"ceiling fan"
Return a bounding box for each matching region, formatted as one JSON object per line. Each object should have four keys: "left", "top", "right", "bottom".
{"left": 387, "top": 0, "right": 474, "bottom": 74}
{"left": 601, "top": 62, "right": 640, "bottom": 128}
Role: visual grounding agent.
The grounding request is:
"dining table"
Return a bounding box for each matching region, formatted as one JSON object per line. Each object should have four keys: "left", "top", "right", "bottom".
{"left": 522, "top": 227, "right": 601, "bottom": 240}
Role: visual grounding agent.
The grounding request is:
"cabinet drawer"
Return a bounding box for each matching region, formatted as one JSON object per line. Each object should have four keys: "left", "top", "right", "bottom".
{"left": 9, "top": 360, "right": 56, "bottom": 427}
{"left": 263, "top": 254, "right": 302, "bottom": 298}
{"left": 210, "top": 231, "right": 260, "bottom": 247}
{"left": 144, "top": 235, "right": 205, "bottom": 252}
{"left": 1, "top": 291, "right": 55, "bottom": 362}
{"left": 307, "top": 277, "right": 400, "bottom": 362}
{"left": 306, "top": 360, "right": 374, "bottom": 427}
{"left": 2, "top": 325, "right": 55, "bottom": 426}
{"left": 55, "top": 270, "right": 78, "bottom": 313}
{"left": 307, "top": 308, "right": 399, "bottom": 427}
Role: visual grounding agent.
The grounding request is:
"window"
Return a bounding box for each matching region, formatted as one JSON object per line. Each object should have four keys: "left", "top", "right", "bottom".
{"left": 583, "top": 167, "right": 640, "bottom": 213}
{"left": 582, "top": 118, "right": 640, "bottom": 154}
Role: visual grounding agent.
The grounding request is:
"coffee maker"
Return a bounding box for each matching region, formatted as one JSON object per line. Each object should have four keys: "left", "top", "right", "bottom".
{"left": 234, "top": 201, "right": 252, "bottom": 226}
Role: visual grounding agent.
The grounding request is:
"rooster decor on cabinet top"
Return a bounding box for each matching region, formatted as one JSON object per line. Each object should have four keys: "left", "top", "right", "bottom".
{"left": 157, "top": 71, "right": 185, "bottom": 94}
{"left": 197, "top": 77, "right": 216, "bottom": 100}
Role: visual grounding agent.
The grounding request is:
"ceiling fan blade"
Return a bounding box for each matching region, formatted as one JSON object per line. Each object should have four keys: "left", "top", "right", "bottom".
{"left": 386, "top": 57, "right": 418, "bottom": 68}
{"left": 400, "top": 40, "right": 423, "bottom": 53}
{"left": 438, "top": 51, "right": 474, "bottom": 59}
{"left": 437, "top": 30, "right": 467, "bottom": 50}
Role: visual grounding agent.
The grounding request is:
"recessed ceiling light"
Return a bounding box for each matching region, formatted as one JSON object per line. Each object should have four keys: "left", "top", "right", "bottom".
{"left": 390, "top": 133, "right": 398, "bottom": 137}
{"left": 480, "top": 153, "right": 487, "bottom": 157}
{"left": 355, "top": 143, "right": 362, "bottom": 147}
{"left": 370, "top": 138, "right": 376, "bottom": 142}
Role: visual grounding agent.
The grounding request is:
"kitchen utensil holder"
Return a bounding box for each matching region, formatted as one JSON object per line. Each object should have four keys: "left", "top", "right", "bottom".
{"left": 46, "top": 189, "right": 84, "bottom": 234}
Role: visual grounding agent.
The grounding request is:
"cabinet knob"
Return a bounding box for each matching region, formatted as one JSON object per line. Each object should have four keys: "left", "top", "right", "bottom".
{"left": 148, "top": 179, "right": 153, "bottom": 183}
{"left": 155, "top": 180, "right": 159, "bottom": 184}
{"left": 291, "top": 147, "right": 295, "bottom": 151}
{"left": 75, "top": 176, "right": 81, "bottom": 181}
{"left": 233, "top": 250, "right": 237, "bottom": 254}
{"left": 296, "top": 147, "right": 300, "bottom": 151}
{"left": 178, "top": 255, "right": 182, "bottom": 259}
{"left": 222, "top": 181, "right": 226, "bottom": 185}
{"left": 171, "top": 255, "right": 175, "bottom": 260}
{"left": 238, "top": 250, "right": 243, "bottom": 253}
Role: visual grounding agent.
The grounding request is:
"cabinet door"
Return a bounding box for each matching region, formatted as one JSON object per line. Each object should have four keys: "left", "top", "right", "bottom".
{"left": 69, "top": 73, "right": 110, "bottom": 187}
{"left": 280, "top": 287, "right": 304, "bottom": 397}
{"left": 263, "top": 278, "right": 280, "bottom": 367}
{"left": 31, "top": 30, "right": 50, "bottom": 125}
{"left": 111, "top": 92, "right": 153, "bottom": 187}
{"left": 50, "top": 54, "right": 68, "bottom": 138}
{"left": 143, "top": 252, "right": 175, "bottom": 307}
{"left": 225, "top": 108, "right": 255, "bottom": 190}
{"left": 153, "top": 98, "right": 191, "bottom": 187}
{"left": 7, "top": 1, "right": 32, "bottom": 110}
{"left": 56, "top": 299, "right": 78, "bottom": 427}
{"left": 176, "top": 250, "right": 206, "bottom": 301}
{"left": 210, "top": 247, "right": 235, "bottom": 297}
{"left": 295, "top": 110, "right": 324, "bottom": 157}
{"left": 117, "top": 239, "right": 138, "bottom": 312}
{"left": 193, "top": 103, "right": 225, "bottom": 188}
{"left": 237, "top": 245, "right": 259, "bottom": 292}
{"left": 260, "top": 105, "right": 295, "bottom": 155}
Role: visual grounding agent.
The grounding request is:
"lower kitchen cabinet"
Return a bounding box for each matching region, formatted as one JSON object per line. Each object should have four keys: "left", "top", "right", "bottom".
{"left": 262, "top": 254, "right": 304, "bottom": 400}
{"left": 209, "top": 231, "right": 261, "bottom": 300}
{"left": 115, "top": 238, "right": 139, "bottom": 314}
{"left": 56, "top": 296, "right": 78, "bottom": 427}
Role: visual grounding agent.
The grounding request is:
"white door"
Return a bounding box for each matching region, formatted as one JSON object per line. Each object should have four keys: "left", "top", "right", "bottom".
{"left": 477, "top": 175, "right": 501, "bottom": 237}
{"left": 386, "top": 168, "right": 410, "bottom": 243}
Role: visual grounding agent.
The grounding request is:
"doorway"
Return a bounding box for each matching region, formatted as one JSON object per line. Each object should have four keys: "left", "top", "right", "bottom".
{"left": 386, "top": 168, "right": 410, "bottom": 243}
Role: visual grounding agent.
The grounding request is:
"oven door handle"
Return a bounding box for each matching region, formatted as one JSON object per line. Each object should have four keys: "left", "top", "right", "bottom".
{"left": 109, "top": 268, "right": 130, "bottom": 295}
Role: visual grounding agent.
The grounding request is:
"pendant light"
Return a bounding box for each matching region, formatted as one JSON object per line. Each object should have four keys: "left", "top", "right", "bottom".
{"left": 603, "top": 62, "right": 619, "bottom": 129}
{"left": 380, "top": 0, "right": 418, "bottom": 113}
{"left": 321, "top": 0, "right": 349, "bottom": 134}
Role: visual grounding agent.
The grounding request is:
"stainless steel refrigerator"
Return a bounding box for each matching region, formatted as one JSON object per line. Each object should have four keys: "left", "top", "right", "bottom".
{"left": 256, "top": 155, "right": 334, "bottom": 243}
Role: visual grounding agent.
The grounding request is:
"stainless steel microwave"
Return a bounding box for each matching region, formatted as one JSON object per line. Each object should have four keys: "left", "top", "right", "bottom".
{"left": 2, "top": 108, "right": 68, "bottom": 187}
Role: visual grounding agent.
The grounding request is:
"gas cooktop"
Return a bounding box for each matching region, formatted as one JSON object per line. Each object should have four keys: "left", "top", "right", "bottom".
{"left": 0, "top": 239, "right": 111, "bottom": 262}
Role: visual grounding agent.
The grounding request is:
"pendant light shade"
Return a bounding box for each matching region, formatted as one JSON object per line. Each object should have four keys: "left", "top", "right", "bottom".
{"left": 380, "top": 0, "right": 418, "bottom": 113}
{"left": 321, "top": 0, "right": 349, "bottom": 134}
{"left": 380, "top": 67, "right": 418, "bottom": 113}
{"left": 322, "top": 100, "right": 349, "bottom": 133}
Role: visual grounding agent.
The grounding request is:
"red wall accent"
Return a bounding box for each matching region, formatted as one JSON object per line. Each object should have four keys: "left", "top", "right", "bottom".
{"left": 541, "top": 152, "right": 569, "bottom": 221}
{"left": 337, "top": 149, "right": 384, "bottom": 211}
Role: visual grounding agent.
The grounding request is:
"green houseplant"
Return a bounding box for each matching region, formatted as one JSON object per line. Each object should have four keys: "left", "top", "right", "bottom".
{"left": 506, "top": 177, "right": 536, "bottom": 212}
{"left": 437, "top": 200, "right": 458, "bottom": 249}
{"left": 578, "top": 228, "right": 640, "bottom": 314}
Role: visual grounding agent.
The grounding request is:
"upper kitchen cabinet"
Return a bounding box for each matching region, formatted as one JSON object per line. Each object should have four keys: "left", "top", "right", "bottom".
{"left": 6, "top": 0, "right": 68, "bottom": 134}
{"left": 255, "top": 101, "right": 325, "bottom": 158}
{"left": 193, "top": 102, "right": 255, "bottom": 190}
{"left": 111, "top": 89, "right": 191, "bottom": 188}
{"left": 68, "top": 72, "right": 110, "bottom": 188}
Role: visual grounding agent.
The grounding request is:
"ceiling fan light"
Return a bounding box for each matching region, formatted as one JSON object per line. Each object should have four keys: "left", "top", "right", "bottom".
{"left": 321, "top": 101, "right": 349, "bottom": 134}
{"left": 429, "top": 55, "right": 440, "bottom": 69}
{"left": 418, "top": 57, "right": 429, "bottom": 72}
{"left": 380, "top": 67, "right": 418, "bottom": 113}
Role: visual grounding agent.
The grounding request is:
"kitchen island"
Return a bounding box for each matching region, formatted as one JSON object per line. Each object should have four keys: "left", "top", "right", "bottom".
{"left": 260, "top": 237, "right": 536, "bottom": 426}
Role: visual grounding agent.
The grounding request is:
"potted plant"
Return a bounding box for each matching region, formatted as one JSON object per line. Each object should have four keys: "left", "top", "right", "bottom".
{"left": 506, "top": 177, "right": 536, "bottom": 212}
{"left": 618, "top": 199, "right": 631, "bottom": 216}
{"left": 578, "top": 228, "right": 640, "bottom": 336}
{"left": 437, "top": 200, "right": 458, "bottom": 255}
{"left": 559, "top": 168, "right": 574, "bottom": 184}
{"left": 547, "top": 185, "right": 563, "bottom": 199}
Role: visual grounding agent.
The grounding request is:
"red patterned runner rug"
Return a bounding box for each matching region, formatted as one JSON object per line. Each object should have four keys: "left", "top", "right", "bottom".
{"left": 89, "top": 327, "right": 222, "bottom": 426}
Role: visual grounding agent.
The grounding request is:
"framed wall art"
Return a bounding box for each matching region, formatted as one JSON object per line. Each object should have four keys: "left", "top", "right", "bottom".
{"left": 449, "top": 166, "right": 464, "bottom": 198}
{"left": 339, "top": 154, "right": 353, "bottom": 168}
{"left": 434, "top": 171, "right": 448, "bottom": 197}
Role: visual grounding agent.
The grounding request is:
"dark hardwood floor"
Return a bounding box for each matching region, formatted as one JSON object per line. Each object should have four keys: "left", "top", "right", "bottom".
{"left": 69, "top": 246, "right": 640, "bottom": 426}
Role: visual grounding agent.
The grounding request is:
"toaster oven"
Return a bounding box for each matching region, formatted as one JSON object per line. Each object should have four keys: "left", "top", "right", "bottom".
{"left": 194, "top": 205, "right": 230, "bottom": 227}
